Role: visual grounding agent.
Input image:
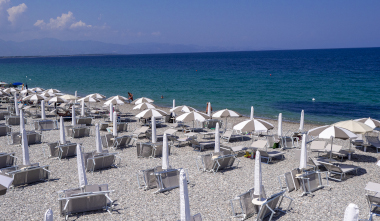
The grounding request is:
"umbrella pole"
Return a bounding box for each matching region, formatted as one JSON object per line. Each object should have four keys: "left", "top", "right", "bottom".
{"left": 329, "top": 136, "right": 333, "bottom": 163}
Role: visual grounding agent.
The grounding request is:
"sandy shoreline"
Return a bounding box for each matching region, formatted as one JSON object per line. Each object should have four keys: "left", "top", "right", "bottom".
{"left": 0, "top": 100, "right": 378, "bottom": 220}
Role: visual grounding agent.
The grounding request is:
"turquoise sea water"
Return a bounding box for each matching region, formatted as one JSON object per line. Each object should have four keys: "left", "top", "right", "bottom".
{"left": 1, "top": 48, "right": 380, "bottom": 124}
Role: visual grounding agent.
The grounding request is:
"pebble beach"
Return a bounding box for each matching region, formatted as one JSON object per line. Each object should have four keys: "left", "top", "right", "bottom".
{"left": 1, "top": 100, "right": 379, "bottom": 221}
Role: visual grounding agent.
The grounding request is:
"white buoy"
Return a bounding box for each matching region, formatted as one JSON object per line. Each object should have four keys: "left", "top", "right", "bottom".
{"left": 312, "top": 98, "right": 315, "bottom": 101}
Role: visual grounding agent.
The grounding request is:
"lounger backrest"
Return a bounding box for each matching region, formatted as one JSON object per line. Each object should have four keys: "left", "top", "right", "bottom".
{"left": 139, "top": 143, "right": 154, "bottom": 158}
{"left": 0, "top": 125, "right": 9, "bottom": 136}
{"left": 201, "top": 154, "right": 214, "bottom": 171}
{"left": 330, "top": 144, "right": 342, "bottom": 152}
{"left": 12, "top": 166, "right": 49, "bottom": 186}
{"left": 100, "top": 123, "right": 108, "bottom": 130}
{"left": 60, "top": 143, "right": 77, "bottom": 158}
{"left": 59, "top": 192, "right": 108, "bottom": 215}
{"left": 0, "top": 153, "right": 15, "bottom": 168}
{"left": 290, "top": 168, "right": 301, "bottom": 190}
{"left": 284, "top": 172, "right": 296, "bottom": 192}
{"left": 102, "top": 134, "right": 113, "bottom": 148}
{"left": 283, "top": 137, "right": 293, "bottom": 148}
{"left": 240, "top": 190, "right": 257, "bottom": 218}
{"left": 257, "top": 191, "right": 284, "bottom": 220}
{"left": 157, "top": 169, "right": 180, "bottom": 191}
{"left": 216, "top": 156, "right": 231, "bottom": 171}
{"left": 190, "top": 139, "right": 200, "bottom": 146}
{"left": 139, "top": 126, "right": 149, "bottom": 134}
{"left": 192, "top": 213, "right": 202, "bottom": 221}
{"left": 250, "top": 140, "right": 267, "bottom": 149}
{"left": 93, "top": 154, "right": 115, "bottom": 171}
{"left": 153, "top": 144, "right": 164, "bottom": 158}
{"left": 267, "top": 136, "right": 275, "bottom": 148}
{"left": 366, "top": 136, "right": 380, "bottom": 145}
{"left": 367, "top": 195, "right": 380, "bottom": 207}
{"left": 48, "top": 142, "right": 60, "bottom": 157}
{"left": 302, "top": 172, "right": 321, "bottom": 193}
{"left": 164, "top": 128, "right": 177, "bottom": 135}
{"left": 320, "top": 162, "right": 342, "bottom": 173}
{"left": 310, "top": 141, "right": 327, "bottom": 150}
{"left": 223, "top": 130, "right": 233, "bottom": 139}
{"left": 258, "top": 150, "right": 269, "bottom": 157}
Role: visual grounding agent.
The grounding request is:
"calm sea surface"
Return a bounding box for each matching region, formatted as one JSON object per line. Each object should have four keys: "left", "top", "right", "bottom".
{"left": 1, "top": 48, "right": 380, "bottom": 124}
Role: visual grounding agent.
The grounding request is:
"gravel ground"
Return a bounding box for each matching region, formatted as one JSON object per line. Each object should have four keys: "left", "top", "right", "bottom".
{"left": 0, "top": 101, "right": 379, "bottom": 221}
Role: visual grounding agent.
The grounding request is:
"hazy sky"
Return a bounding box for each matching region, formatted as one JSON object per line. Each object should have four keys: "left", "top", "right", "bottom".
{"left": 0, "top": 1, "right": 379, "bottom": 50}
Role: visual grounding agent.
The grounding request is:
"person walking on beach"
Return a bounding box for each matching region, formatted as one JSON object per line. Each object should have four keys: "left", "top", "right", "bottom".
{"left": 128, "top": 92, "right": 133, "bottom": 103}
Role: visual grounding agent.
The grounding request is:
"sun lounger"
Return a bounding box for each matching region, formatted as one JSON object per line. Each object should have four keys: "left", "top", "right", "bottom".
{"left": 329, "top": 144, "right": 350, "bottom": 161}
{"left": 278, "top": 168, "right": 301, "bottom": 193}
{"left": 33, "top": 120, "right": 58, "bottom": 131}
{"left": 365, "top": 136, "right": 380, "bottom": 153}
{"left": 70, "top": 127, "right": 90, "bottom": 138}
{"left": 258, "top": 150, "right": 285, "bottom": 164}
{"left": 0, "top": 153, "right": 17, "bottom": 169}
{"left": 0, "top": 164, "right": 50, "bottom": 188}
{"left": 76, "top": 117, "right": 92, "bottom": 126}
{"left": 5, "top": 115, "right": 24, "bottom": 125}
{"left": 189, "top": 139, "right": 215, "bottom": 152}
{"left": 318, "top": 162, "right": 359, "bottom": 181}
{"left": 249, "top": 140, "right": 268, "bottom": 150}
{"left": 47, "top": 142, "right": 77, "bottom": 160}
{"left": 255, "top": 191, "right": 292, "bottom": 221}
{"left": 84, "top": 152, "right": 120, "bottom": 172}
{"left": 297, "top": 170, "right": 329, "bottom": 196}
{"left": 309, "top": 141, "right": 327, "bottom": 156}
{"left": 101, "top": 134, "right": 114, "bottom": 148}
{"left": 221, "top": 130, "right": 244, "bottom": 143}
{"left": 112, "top": 136, "right": 131, "bottom": 149}
{"left": 99, "top": 122, "right": 109, "bottom": 131}
{"left": 132, "top": 126, "right": 150, "bottom": 139}
{"left": 137, "top": 142, "right": 167, "bottom": 158}
{"left": 0, "top": 124, "right": 11, "bottom": 136}
{"left": 196, "top": 153, "right": 239, "bottom": 173}
{"left": 230, "top": 187, "right": 266, "bottom": 220}
{"left": 0, "top": 111, "right": 9, "bottom": 120}
{"left": 58, "top": 184, "right": 114, "bottom": 220}
{"left": 366, "top": 194, "right": 380, "bottom": 220}
{"left": 352, "top": 134, "right": 364, "bottom": 147}
{"left": 7, "top": 131, "right": 42, "bottom": 145}
{"left": 137, "top": 166, "right": 164, "bottom": 190}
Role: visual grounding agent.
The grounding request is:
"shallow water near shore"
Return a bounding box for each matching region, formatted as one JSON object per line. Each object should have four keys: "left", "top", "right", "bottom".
{"left": 1, "top": 47, "right": 380, "bottom": 124}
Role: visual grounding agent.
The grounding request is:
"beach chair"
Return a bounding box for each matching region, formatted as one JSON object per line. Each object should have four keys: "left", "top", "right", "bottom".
{"left": 278, "top": 168, "right": 301, "bottom": 193}
{"left": 281, "top": 136, "right": 299, "bottom": 149}
{"left": 132, "top": 126, "right": 150, "bottom": 139}
{"left": 0, "top": 111, "right": 9, "bottom": 120}
{"left": 309, "top": 141, "right": 327, "bottom": 156}
{"left": 137, "top": 142, "right": 167, "bottom": 158}
{"left": 258, "top": 149, "right": 285, "bottom": 164}
{"left": 297, "top": 170, "right": 329, "bottom": 196}
{"left": 137, "top": 166, "right": 164, "bottom": 190}
{"left": 196, "top": 153, "right": 239, "bottom": 174}
{"left": 99, "top": 122, "right": 109, "bottom": 131}
{"left": 154, "top": 168, "right": 182, "bottom": 193}
{"left": 0, "top": 124, "right": 11, "bottom": 136}
{"left": 5, "top": 115, "right": 23, "bottom": 126}
{"left": 318, "top": 162, "right": 359, "bottom": 182}
{"left": 71, "top": 127, "right": 90, "bottom": 138}
{"left": 0, "top": 153, "right": 17, "bottom": 169}
{"left": 47, "top": 142, "right": 77, "bottom": 160}
{"left": 33, "top": 120, "right": 58, "bottom": 131}
{"left": 255, "top": 191, "right": 292, "bottom": 221}
{"left": 76, "top": 117, "right": 92, "bottom": 126}
{"left": 58, "top": 184, "right": 115, "bottom": 220}
{"left": 366, "top": 194, "right": 380, "bottom": 221}
{"left": 230, "top": 187, "right": 267, "bottom": 220}
{"left": 249, "top": 139, "right": 269, "bottom": 151}
{"left": 84, "top": 152, "right": 120, "bottom": 172}
{"left": 101, "top": 134, "right": 114, "bottom": 148}
{"left": 6, "top": 131, "right": 42, "bottom": 145}
{"left": 189, "top": 139, "right": 215, "bottom": 152}
{"left": 222, "top": 130, "right": 244, "bottom": 143}
{"left": 365, "top": 136, "right": 380, "bottom": 153}
{"left": 0, "top": 164, "right": 50, "bottom": 188}
{"left": 112, "top": 136, "right": 131, "bottom": 149}
{"left": 329, "top": 144, "right": 350, "bottom": 161}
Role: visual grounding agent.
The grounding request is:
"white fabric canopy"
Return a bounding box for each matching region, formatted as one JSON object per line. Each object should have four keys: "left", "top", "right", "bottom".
{"left": 212, "top": 109, "right": 240, "bottom": 118}
{"left": 21, "top": 128, "right": 31, "bottom": 166}
{"left": 344, "top": 203, "right": 359, "bottom": 221}
{"left": 133, "top": 102, "right": 156, "bottom": 110}
{"left": 71, "top": 106, "right": 76, "bottom": 126}
{"left": 132, "top": 97, "right": 154, "bottom": 105}
{"left": 175, "top": 111, "right": 209, "bottom": 122}
{"left": 308, "top": 125, "right": 358, "bottom": 140}
{"left": 299, "top": 134, "right": 307, "bottom": 170}
{"left": 152, "top": 116, "right": 157, "bottom": 143}
{"left": 46, "top": 88, "right": 61, "bottom": 93}
{"left": 104, "top": 98, "right": 126, "bottom": 106}
{"left": 60, "top": 116, "right": 66, "bottom": 145}
{"left": 170, "top": 105, "right": 197, "bottom": 113}
{"left": 333, "top": 120, "right": 373, "bottom": 134}
{"left": 44, "top": 208, "right": 53, "bottom": 221}
{"left": 76, "top": 144, "right": 88, "bottom": 187}
{"left": 355, "top": 117, "right": 380, "bottom": 129}
{"left": 95, "top": 123, "right": 102, "bottom": 153}
{"left": 87, "top": 93, "right": 106, "bottom": 100}
{"left": 253, "top": 150, "right": 263, "bottom": 200}
{"left": 299, "top": 110, "right": 304, "bottom": 132}
{"left": 278, "top": 113, "right": 282, "bottom": 137}
{"left": 214, "top": 123, "right": 220, "bottom": 153}
{"left": 41, "top": 100, "right": 46, "bottom": 120}
{"left": 180, "top": 169, "right": 191, "bottom": 221}
{"left": 233, "top": 119, "right": 274, "bottom": 132}
{"left": 135, "top": 108, "right": 168, "bottom": 119}
{"left": 107, "top": 95, "right": 128, "bottom": 101}
{"left": 48, "top": 97, "right": 68, "bottom": 103}
{"left": 162, "top": 133, "right": 170, "bottom": 170}
{"left": 113, "top": 111, "right": 117, "bottom": 137}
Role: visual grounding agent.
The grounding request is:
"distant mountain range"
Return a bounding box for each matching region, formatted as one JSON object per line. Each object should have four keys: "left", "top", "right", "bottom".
{"left": 0, "top": 38, "right": 266, "bottom": 57}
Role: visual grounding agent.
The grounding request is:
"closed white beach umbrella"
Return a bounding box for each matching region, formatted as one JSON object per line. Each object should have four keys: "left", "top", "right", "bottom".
{"left": 20, "top": 109, "right": 25, "bottom": 131}
{"left": 299, "top": 134, "right": 307, "bottom": 170}
{"left": 207, "top": 102, "right": 211, "bottom": 117}
{"left": 59, "top": 116, "right": 66, "bottom": 145}
{"left": 95, "top": 123, "right": 102, "bottom": 153}
{"left": 344, "top": 203, "right": 359, "bottom": 221}
{"left": 81, "top": 99, "right": 85, "bottom": 117}
{"left": 21, "top": 128, "right": 31, "bottom": 166}
{"left": 71, "top": 106, "right": 76, "bottom": 126}
{"left": 109, "top": 103, "right": 113, "bottom": 122}
{"left": 0, "top": 174, "right": 14, "bottom": 195}
{"left": 333, "top": 120, "right": 372, "bottom": 134}
{"left": 76, "top": 144, "right": 88, "bottom": 187}
{"left": 250, "top": 106, "right": 254, "bottom": 120}
{"left": 180, "top": 169, "right": 191, "bottom": 221}
{"left": 74, "top": 91, "right": 77, "bottom": 103}
{"left": 278, "top": 113, "right": 283, "bottom": 137}
{"left": 254, "top": 150, "right": 263, "bottom": 200}
{"left": 41, "top": 100, "right": 46, "bottom": 120}
{"left": 44, "top": 208, "right": 53, "bottom": 221}
{"left": 299, "top": 110, "right": 304, "bottom": 132}
{"left": 162, "top": 133, "right": 169, "bottom": 170}
{"left": 233, "top": 119, "right": 274, "bottom": 132}
{"left": 173, "top": 99, "right": 175, "bottom": 109}
{"left": 170, "top": 105, "right": 197, "bottom": 113}
{"left": 152, "top": 116, "right": 157, "bottom": 143}
{"left": 135, "top": 108, "right": 168, "bottom": 119}
{"left": 215, "top": 123, "right": 220, "bottom": 153}
{"left": 132, "top": 97, "right": 154, "bottom": 105}
{"left": 14, "top": 93, "right": 19, "bottom": 116}
{"left": 354, "top": 117, "right": 380, "bottom": 129}
{"left": 113, "top": 111, "right": 117, "bottom": 137}
{"left": 133, "top": 102, "right": 156, "bottom": 110}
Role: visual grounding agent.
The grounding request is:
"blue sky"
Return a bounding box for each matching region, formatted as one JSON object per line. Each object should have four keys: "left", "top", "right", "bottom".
{"left": 0, "top": 0, "right": 379, "bottom": 50}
